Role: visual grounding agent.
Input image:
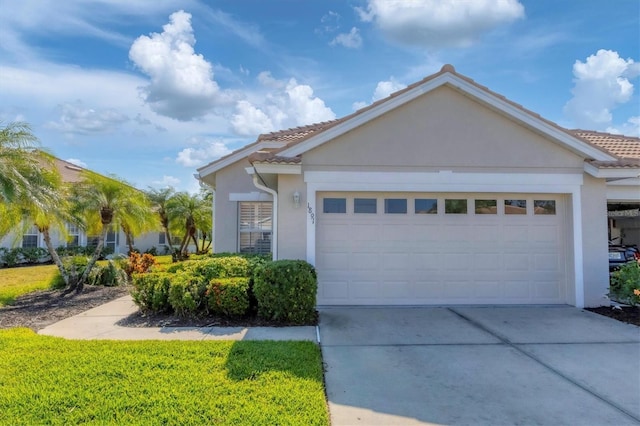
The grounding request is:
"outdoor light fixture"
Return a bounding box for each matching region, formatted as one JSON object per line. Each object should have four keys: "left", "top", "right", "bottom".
{"left": 293, "top": 191, "right": 301, "bottom": 208}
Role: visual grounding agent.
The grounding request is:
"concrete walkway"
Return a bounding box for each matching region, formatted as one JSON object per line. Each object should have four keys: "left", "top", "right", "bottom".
{"left": 319, "top": 306, "right": 640, "bottom": 426}
{"left": 38, "top": 295, "right": 317, "bottom": 341}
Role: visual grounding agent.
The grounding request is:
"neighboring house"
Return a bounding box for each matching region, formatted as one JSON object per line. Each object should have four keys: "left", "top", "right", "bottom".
{"left": 196, "top": 65, "right": 640, "bottom": 308}
{"left": 0, "top": 157, "right": 166, "bottom": 256}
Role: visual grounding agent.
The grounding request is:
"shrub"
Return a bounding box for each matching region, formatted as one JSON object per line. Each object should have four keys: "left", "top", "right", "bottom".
{"left": 89, "top": 261, "right": 127, "bottom": 287}
{"left": 165, "top": 262, "right": 187, "bottom": 273}
{"left": 144, "top": 246, "right": 158, "bottom": 256}
{"left": 131, "top": 273, "right": 173, "bottom": 312}
{"left": 185, "top": 257, "right": 249, "bottom": 281}
{"left": 168, "top": 273, "right": 208, "bottom": 317}
{"left": 207, "top": 278, "right": 250, "bottom": 317}
{"left": 21, "top": 247, "right": 49, "bottom": 264}
{"left": 610, "top": 262, "right": 640, "bottom": 306}
{"left": 253, "top": 260, "right": 317, "bottom": 324}
{"left": 123, "top": 252, "right": 156, "bottom": 279}
{"left": 1, "top": 248, "right": 22, "bottom": 268}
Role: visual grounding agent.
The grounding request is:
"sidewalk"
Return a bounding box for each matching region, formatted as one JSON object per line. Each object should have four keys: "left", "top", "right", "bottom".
{"left": 38, "top": 295, "right": 318, "bottom": 341}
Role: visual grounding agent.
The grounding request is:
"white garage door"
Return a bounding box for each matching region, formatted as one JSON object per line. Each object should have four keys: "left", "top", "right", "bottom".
{"left": 316, "top": 192, "right": 568, "bottom": 305}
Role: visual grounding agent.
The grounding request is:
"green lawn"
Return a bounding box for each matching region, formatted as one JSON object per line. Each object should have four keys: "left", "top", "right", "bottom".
{"left": 0, "top": 255, "right": 174, "bottom": 307}
{"left": 0, "top": 264, "right": 58, "bottom": 307}
{"left": 0, "top": 328, "right": 329, "bottom": 425}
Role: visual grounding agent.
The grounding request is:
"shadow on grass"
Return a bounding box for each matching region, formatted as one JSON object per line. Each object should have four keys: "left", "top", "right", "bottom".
{"left": 225, "top": 340, "right": 323, "bottom": 382}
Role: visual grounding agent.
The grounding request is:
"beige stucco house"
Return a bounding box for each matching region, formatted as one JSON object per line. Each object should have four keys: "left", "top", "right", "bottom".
{"left": 197, "top": 65, "right": 640, "bottom": 308}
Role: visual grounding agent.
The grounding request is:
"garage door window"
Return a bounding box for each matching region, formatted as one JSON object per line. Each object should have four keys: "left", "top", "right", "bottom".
{"left": 415, "top": 199, "right": 438, "bottom": 214}
{"left": 385, "top": 198, "right": 407, "bottom": 214}
{"left": 475, "top": 199, "right": 497, "bottom": 214}
{"left": 505, "top": 199, "right": 527, "bottom": 215}
{"left": 445, "top": 199, "right": 467, "bottom": 214}
{"left": 354, "top": 198, "right": 377, "bottom": 214}
{"left": 323, "top": 198, "right": 346, "bottom": 213}
{"left": 534, "top": 200, "right": 556, "bottom": 215}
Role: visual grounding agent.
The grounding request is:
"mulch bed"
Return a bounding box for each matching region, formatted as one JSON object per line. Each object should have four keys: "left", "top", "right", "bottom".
{"left": 117, "top": 310, "right": 317, "bottom": 328}
{"left": 0, "top": 286, "right": 129, "bottom": 331}
{"left": 585, "top": 306, "right": 640, "bottom": 327}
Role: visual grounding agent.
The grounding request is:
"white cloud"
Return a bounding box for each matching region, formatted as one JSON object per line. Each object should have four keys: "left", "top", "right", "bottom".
{"left": 331, "top": 27, "right": 363, "bottom": 49}
{"left": 352, "top": 77, "right": 407, "bottom": 110}
{"left": 231, "top": 74, "right": 336, "bottom": 136}
{"left": 564, "top": 50, "right": 640, "bottom": 131}
{"left": 607, "top": 116, "right": 640, "bottom": 137}
{"left": 129, "top": 10, "right": 229, "bottom": 121}
{"left": 65, "top": 158, "right": 87, "bottom": 168}
{"left": 152, "top": 175, "right": 181, "bottom": 187}
{"left": 46, "top": 101, "right": 129, "bottom": 135}
{"left": 356, "top": 0, "right": 524, "bottom": 48}
{"left": 176, "top": 138, "right": 232, "bottom": 167}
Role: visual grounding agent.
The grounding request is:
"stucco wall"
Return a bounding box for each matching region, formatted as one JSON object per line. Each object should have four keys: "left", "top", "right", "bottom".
{"left": 304, "top": 85, "right": 584, "bottom": 172}
{"left": 213, "top": 159, "right": 262, "bottom": 253}
{"left": 581, "top": 174, "right": 610, "bottom": 307}
{"left": 277, "top": 174, "right": 307, "bottom": 260}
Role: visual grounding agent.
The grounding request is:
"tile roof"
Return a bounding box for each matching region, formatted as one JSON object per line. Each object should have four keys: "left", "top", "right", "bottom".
{"left": 570, "top": 130, "right": 640, "bottom": 160}
{"left": 218, "top": 65, "right": 639, "bottom": 171}
{"left": 52, "top": 157, "right": 85, "bottom": 183}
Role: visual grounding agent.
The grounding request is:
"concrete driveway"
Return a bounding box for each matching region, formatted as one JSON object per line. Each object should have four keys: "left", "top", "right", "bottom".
{"left": 319, "top": 306, "right": 640, "bottom": 425}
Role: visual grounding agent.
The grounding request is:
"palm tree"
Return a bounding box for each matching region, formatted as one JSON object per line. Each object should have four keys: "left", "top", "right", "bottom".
{"left": 146, "top": 186, "right": 178, "bottom": 259}
{"left": 70, "top": 171, "right": 155, "bottom": 291}
{"left": 0, "top": 122, "right": 58, "bottom": 209}
{"left": 166, "top": 191, "right": 212, "bottom": 259}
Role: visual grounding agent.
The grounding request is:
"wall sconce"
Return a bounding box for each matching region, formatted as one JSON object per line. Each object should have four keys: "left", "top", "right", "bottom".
{"left": 293, "top": 191, "right": 301, "bottom": 208}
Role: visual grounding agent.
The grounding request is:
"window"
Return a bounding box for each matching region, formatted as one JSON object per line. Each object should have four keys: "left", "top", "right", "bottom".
{"left": 67, "top": 223, "right": 79, "bottom": 247}
{"left": 158, "top": 232, "right": 166, "bottom": 245}
{"left": 415, "top": 199, "right": 438, "bottom": 214}
{"left": 22, "top": 225, "right": 39, "bottom": 248}
{"left": 239, "top": 202, "right": 272, "bottom": 254}
{"left": 385, "top": 199, "right": 407, "bottom": 214}
{"left": 354, "top": 198, "right": 377, "bottom": 214}
{"left": 105, "top": 228, "right": 119, "bottom": 251}
{"left": 475, "top": 199, "right": 497, "bottom": 214}
{"left": 445, "top": 199, "right": 467, "bottom": 214}
{"left": 323, "top": 198, "right": 346, "bottom": 213}
{"left": 505, "top": 199, "right": 527, "bottom": 215}
{"left": 534, "top": 200, "right": 556, "bottom": 215}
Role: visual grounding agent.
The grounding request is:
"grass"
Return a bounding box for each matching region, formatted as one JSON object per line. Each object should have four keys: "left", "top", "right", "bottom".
{"left": 0, "top": 264, "right": 58, "bottom": 307}
{"left": 0, "top": 254, "right": 175, "bottom": 307}
{"left": 0, "top": 328, "right": 329, "bottom": 425}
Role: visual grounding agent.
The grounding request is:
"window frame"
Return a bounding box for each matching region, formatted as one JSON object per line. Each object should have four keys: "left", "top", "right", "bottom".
{"left": 238, "top": 201, "right": 273, "bottom": 255}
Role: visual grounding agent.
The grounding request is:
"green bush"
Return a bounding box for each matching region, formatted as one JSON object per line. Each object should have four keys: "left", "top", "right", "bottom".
{"left": 131, "top": 273, "right": 173, "bottom": 312}
{"left": 253, "top": 260, "right": 317, "bottom": 324}
{"left": 168, "top": 273, "right": 208, "bottom": 317}
{"left": 185, "top": 257, "right": 250, "bottom": 281}
{"left": 1, "top": 248, "right": 21, "bottom": 267}
{"left": 207, "top": 278, "right": 250, "bottom": 317}
{"left": 165, "top": 262, "right": 187, "bottom": 273}
{"left": 610, "top": 262, "right": 640, "bottom": 306}
{"left": 89, "top": 261, "right": 127, "bottom": 287}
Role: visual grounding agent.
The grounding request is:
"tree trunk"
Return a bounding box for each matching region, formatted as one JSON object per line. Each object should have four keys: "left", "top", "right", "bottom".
{"left": 163, "top": 226, "right": 178, "bottom": 261}
{"left": 77, "top": 226, "right": 107, "bottom": 292}
{"left": 122, "top": 225, "right": 134, "bottom": 254}
{"left": 41, "top": 227, "right": 71, "bottom": 287}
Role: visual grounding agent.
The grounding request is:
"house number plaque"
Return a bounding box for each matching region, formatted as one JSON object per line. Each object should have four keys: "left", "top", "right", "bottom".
{"left": 307, "top": 202, "right": 315, "bottom": 224}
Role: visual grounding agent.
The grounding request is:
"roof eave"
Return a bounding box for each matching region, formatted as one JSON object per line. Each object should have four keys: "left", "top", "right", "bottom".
{"left": 584, "top": 162, "right": 640, "bottom": 179}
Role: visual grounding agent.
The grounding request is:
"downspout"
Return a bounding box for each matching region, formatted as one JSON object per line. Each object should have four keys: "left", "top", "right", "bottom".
{"left": 251, "top": 171, "right": 278, "bottom": 260}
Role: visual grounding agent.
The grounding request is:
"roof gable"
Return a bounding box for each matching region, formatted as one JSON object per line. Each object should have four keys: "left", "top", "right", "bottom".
{"left": 277, "top": 65, "right": 615, "bottom": 162}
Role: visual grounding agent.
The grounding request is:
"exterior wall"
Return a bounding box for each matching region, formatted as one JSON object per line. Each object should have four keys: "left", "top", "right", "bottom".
{"left": 581, "top": 174, "right": 610, "bottom": 307}
{"left": 213, "top": 159, "right": 263, "bottom": 253}
{"left": 277, "top": 174, "right": 307, "bottom": 260}
{"left": 304, "top": 85, "right": 584, "bottom": 172}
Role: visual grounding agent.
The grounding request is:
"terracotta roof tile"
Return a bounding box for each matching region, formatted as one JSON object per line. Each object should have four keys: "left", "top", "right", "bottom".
{"left": 570, "top": 130, "right": 640, "bottom": 160}
{"left": 248, "top": 152, "right": 301, "bottom": 164}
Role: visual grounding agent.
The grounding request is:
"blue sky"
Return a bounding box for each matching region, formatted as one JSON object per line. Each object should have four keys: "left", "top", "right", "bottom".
{"left": 1, "top": 0, "right": 638, "bottom": 192}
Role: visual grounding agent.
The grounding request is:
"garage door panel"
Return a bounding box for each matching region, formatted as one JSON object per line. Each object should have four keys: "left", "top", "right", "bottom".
{"left": 316, "top": 192, "right": 566, "bottom": 305}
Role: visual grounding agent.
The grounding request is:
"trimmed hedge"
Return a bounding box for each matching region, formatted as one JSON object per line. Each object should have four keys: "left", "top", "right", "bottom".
{"left": 130, "top": 255, "right": 317, "bottom": 323}
{"left": 207, "top": 278, "right": 250, "bottom": 317}
{"left": 253, "top": 260, "right": 317, "bottom": 324}
{"left": 131, "top": 273, "right": 172, "bottom": 312}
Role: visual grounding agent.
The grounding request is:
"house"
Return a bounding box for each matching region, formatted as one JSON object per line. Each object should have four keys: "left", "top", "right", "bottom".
{"left": 196, "top": 65, "right": 640, "bottom": 308}
{"left": 0, "top": 157, "right": 166, "bottom": 256}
